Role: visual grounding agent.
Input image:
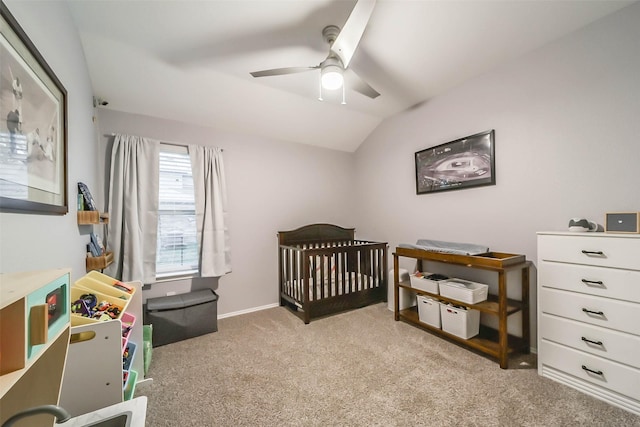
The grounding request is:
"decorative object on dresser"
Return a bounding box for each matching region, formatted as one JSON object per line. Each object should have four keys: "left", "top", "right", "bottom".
{"left": 605, "top": 212, "right": 640, "bottom": 233}
{"left": 394, "top": 246, "right": 530, "bottom": 369}
{"left": 278, "top": 223, "right": 388, "bottom": 324}
{"left": 537, "top": 232, "right": 640, "bottom": 416}
{"left": 568, "top": 218, "right": 598, "bottom": 232}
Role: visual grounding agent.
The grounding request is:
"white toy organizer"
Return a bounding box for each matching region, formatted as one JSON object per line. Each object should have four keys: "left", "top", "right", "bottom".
{"left": 60, "top": 279, "right": 149, "bottom": 417}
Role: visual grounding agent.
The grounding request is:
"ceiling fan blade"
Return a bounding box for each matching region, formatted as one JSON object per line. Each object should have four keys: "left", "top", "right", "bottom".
{"left": 346, "top": 68, "right": 380, "bottom": 99}
{"left": 331, "top": 0, "right": 376, "bottom": 68}
{"left": 250, "top": 66, "right": 318, "bottom": 78}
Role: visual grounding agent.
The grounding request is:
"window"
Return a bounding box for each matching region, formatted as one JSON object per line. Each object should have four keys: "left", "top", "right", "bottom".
{"left": 156, "top": 146, "right": 198, "bottom": 278}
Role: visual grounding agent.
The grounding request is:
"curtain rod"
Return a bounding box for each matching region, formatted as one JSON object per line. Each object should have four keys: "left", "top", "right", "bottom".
{"left": 107, "top": 133, "right": 223, "bottom": 151}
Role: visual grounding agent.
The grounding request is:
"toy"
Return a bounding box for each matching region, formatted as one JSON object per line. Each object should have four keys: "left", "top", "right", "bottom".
{"left": 80, "top": 293, "right": 97, "bottom": 309}
{"left": 70, "top": 293, "right": 121, "bottom": 320}
{"left": 113, "top": 281, "right": 134, "bottom": 294}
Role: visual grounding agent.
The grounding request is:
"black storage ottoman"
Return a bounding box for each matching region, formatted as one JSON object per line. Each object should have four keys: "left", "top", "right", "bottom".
{"left": 144, "top": 289, "right": 218, "bottom": 347}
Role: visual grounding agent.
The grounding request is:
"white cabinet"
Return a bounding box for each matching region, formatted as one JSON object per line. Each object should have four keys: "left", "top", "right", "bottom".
{"left": 537, "top": 232, "right": 640, "bottom": 415}
{"left": 60, "top": 320, "right": 124, "bottom": 416}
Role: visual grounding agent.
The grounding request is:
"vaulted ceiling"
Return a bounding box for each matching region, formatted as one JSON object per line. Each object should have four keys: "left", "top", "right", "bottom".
{"left": 67, "top": 0, "right": 633, "bottom": 152}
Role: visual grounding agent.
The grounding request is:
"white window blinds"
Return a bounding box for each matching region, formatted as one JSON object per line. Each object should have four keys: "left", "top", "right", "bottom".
{"left": 156, "top": 146, "right": 199, "bottom": 278}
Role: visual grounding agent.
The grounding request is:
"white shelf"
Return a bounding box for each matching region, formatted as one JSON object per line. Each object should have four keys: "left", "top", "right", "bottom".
{"left": 1, "top": 269, "right": 72, "bottom": 427}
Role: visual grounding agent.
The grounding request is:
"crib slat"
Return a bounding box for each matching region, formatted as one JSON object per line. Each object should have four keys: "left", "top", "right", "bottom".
{"left": 375, "top": 248, "right": 380, "bottom": 288}
{"left": 296, "top": 248, "right": 301, "bottom": 300}
{"left": 299, "top": 248, "right": 304, "bottom": 302}
{"left": 340, "top": 244, "right": 345, "bottom": 294}
{"left": 284, "top": 247, "right": 290, "bottom": 297}
{"left": 320, "top": 251, "right": 326, "bottom": 300}
{"left": 281, "top": 247, "right": 285, "bottom": 289}
{"left": 331, "top": 247, "right": 342, "bottom": 296}
{"left": 303, "top": 248, "right": 310, "bottom": 304}
{"left": 364, "top": 248, "right": 370, "bottom": 290}
{"left": 293, "top": 247, "right": 298, "bottom": 301}
{"left": 311, "top": 244, "right": 316, "bottom": 301}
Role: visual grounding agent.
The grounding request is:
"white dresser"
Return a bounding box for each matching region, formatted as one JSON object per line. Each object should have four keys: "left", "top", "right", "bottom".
{"left": 537, "top": 232, "right": 640, "bottom": 415}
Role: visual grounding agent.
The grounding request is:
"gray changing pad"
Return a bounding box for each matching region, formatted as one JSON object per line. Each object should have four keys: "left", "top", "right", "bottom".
{"left": 398, "top": 239, "right": 489, "bottom": 256}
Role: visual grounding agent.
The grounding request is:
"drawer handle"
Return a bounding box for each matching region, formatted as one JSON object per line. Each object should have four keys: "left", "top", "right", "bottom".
{"left": 582, "top": 308, "right": 605, "bottom": 316}
{"left": 581, "top": 279, "right": 604, "bottom": 287}
{"left": 581, "top": 365, "right": 603, "bottom": 376}
{"left": 581, "top": 250, "right": 605, "bottom": 256}
{"left": 581, "top": 337, "right": 603, "bottom": 346}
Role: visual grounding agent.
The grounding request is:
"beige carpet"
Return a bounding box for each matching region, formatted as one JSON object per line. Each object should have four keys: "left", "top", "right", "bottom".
{"left": 136, "top": 303, "right": 640, "bottom": 426}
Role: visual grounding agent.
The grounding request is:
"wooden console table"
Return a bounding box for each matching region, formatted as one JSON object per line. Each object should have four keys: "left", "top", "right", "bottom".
{"left": 394, "top": 247, "right": 530, "bottom": 369}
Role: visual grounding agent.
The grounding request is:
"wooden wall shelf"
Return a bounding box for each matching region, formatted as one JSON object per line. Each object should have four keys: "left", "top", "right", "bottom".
{"left": 77, "top": 211, "right": 109, "bottom": 225}
{"left": 78, "top": 208, "right": 111, "bottom": 272}
{"left": 86, "top": 251, "right": 114, "bottom": 272}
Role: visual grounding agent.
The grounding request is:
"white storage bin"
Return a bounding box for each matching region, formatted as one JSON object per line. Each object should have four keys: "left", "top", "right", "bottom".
{"left": 417, "top": 295, "right": 441, "bottom": 328}
{"left": 409, "top": 272, "right": 447, "bottom": 294}
{"left": 439, "top": 278, "right": 489, "bottom": 304}
{"left": 440, "top": 304, "right": 480, "bottom": 339}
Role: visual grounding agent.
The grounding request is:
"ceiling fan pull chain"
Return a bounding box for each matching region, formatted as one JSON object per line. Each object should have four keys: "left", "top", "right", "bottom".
{"left": 318, "top": 73, "right": 324, "bottom": 101}
{"left": 342, "top": 84, "right": 346, "bottom": 105}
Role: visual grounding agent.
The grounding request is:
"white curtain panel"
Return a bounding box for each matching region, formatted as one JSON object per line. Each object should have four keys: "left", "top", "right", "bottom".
{"left": 189, "top": 145, "right": 231, "bottom": 277}
{"left": 106, "top": 134, "right": 159, "bottom": 283}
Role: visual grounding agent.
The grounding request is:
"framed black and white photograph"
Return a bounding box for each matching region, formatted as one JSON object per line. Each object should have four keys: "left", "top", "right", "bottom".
{"left": 415, "top": 130, "right": 495, "bottom": 195}
{"left": 0, "top": 4, "right": 68, "bottom": 214}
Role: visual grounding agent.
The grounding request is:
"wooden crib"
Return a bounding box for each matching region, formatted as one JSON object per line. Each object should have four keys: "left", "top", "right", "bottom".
{"left": 278, "top": 224, "right": 388, "bottom": 323}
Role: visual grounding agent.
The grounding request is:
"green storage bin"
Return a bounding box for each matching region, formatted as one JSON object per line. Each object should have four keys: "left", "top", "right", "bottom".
{"left": 143, "top": 324, "right": 153, "bottom": 375}
{"left": 124, "top": 370, "right": 138, "bottom": 401}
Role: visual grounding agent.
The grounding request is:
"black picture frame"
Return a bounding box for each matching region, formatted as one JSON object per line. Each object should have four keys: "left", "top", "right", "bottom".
{"left": 0, "top": 4, "right": 68, "bottom": 214}
{"left": 415, "top": 130, "right": 495, "bottom": 195}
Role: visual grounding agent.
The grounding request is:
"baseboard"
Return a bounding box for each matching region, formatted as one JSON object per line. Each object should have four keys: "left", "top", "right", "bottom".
{"left": 218, "top": 303, "right": 280, "bottom": 319}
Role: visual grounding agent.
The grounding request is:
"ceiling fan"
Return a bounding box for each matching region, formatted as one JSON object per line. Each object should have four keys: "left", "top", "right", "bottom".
{"left": 250, "top": 0, "right": 380, "bottom": 101}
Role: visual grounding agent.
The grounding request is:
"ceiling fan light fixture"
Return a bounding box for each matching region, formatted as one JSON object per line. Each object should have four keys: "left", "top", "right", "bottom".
{"left": 321, "top": 64, "right": 344, "bottom": 90}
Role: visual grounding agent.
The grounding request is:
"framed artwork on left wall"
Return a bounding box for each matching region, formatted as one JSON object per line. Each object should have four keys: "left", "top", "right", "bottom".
{"left": 0, "top": 3, "right": 68, "bottom": 214}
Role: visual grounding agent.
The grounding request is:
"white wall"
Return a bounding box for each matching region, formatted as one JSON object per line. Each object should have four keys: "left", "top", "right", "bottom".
{"left": 0, "top": 1, "right": 99, "bottom": 281}
{"left": 3, "top": 1, "right": 638, "bottom": 336}
{"left": 353, "top": 2, "right": 640, "bottom": 346}
{"left": 95, "top": 109, "right": 356, "bottom": 316}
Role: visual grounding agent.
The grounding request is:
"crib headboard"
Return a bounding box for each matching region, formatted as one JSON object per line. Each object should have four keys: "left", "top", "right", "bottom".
{"left": 278, "top": 223, "right": 355, "bottom": 246}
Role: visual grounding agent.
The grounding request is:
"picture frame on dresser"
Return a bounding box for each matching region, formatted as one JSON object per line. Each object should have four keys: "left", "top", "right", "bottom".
{"left": 605, "top": 212, "right": 640, "bottom": 233}
{"left": 415, "top": 129, "right": 495, "bottom": 195}
{"left": 0, "top": 3, "right": 68, "bottom": 215}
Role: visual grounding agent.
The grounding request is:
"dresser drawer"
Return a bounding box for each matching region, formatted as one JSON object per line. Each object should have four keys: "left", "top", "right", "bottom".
{"left": 540, "top": 314, "right": 640, "bottom": 369}
{"left": 538, "top": 234, "right": 640, "bottom": 270}
{"left": 539, "top": 340, "right": 640, "bottom": 401}
{"left": 539, "top": 261, "right": 640, "bottom": 303}
{"left": 540, "top": 287, "right": 640, "bottom": 335}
